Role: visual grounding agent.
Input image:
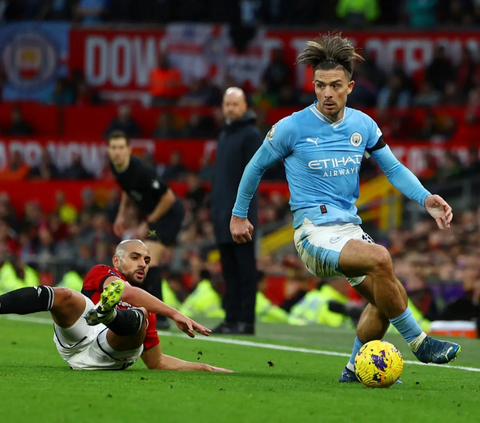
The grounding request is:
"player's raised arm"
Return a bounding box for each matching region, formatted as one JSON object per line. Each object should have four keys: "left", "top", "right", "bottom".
{"left": 231, "top": 117, "right": 297, "bottom": 243}
{"left": 120, "top": 283, "right": 211, "bottom": 337}
{"left": 368, "top": 135, "right": 453, "bottom": 230}
{"left": 113, "top": 191, "right": 130, "bottom": 237}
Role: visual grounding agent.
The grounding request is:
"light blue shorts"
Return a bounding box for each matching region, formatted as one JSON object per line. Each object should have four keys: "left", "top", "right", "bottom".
{"left": 294, "top": 220, "right": 375, "bottom": 286}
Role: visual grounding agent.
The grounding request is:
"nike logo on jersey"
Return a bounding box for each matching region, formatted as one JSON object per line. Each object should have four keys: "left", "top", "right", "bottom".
{"left": 152, "top": 180, "right": 160, "bottom": 189}
{"left": 306, "top": 137, "right": 319, "bottom": 147}
{"left": 330, "top": 236, "right": 343, "bottom": 244}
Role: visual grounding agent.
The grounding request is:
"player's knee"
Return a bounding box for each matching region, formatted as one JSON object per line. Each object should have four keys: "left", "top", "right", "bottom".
{"left": 371, "top": 246, "right": 393, "bottom": 274}
{"left": 53, "top": 287, "right": 74, "bottom": 306}
{"left": 138, "top": 307, "right": 148, "bottom": 320}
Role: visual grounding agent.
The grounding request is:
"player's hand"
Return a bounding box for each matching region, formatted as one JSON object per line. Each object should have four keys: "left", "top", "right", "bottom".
{"left": 425, "top": 194, "right": 453, "bottom": 230}
{"left": 171, "top": 312, "right": 212, "bottom": 338}
{"left": 113, "top": 216, "right": 126, "bottom": 237}
{"left": 201, "top": 364, "right": 234, "bottom": 373}
{"left": 230, "top": 215, "right": 254, "bottom": 243}
{"left": 136, "top": 221, "right": 149, "bottom": 239}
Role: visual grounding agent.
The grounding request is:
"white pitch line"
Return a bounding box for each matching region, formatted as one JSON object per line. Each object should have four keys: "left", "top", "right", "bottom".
{"left": 4, "top": 315, "right": 480, "bottom": 373}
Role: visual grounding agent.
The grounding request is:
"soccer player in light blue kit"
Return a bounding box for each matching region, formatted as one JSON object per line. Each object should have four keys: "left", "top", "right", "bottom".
{"left": 230, "top": 34, "right": 461, "bottom": 383}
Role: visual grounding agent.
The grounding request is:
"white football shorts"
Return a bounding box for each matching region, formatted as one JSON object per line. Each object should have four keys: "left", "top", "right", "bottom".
{"left": 53, "top": 295, "right": 143, "bottom": 370}
{"left": 294, "top": 220, "right": 375, "bottom": 286}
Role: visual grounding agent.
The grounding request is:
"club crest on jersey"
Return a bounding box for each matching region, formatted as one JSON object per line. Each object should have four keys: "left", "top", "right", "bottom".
{"left": 350, "top": 132, "right": 363, "bottom": 147}
{"left": 108, "top": 269, "right": 121, "bottom": 278}
{"left": 267, "top": 125, "right": 276, "bottom": 140}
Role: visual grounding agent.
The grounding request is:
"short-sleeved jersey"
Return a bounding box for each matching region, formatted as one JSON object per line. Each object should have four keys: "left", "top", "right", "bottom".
{"left": 110, "top": 156, "right": 168, "bottom": 215}
{"left": 264, "top": 103, "right": 382, "bottom": 228}
{"left": 82, "top": 264, "right": 160, "bottom": 350}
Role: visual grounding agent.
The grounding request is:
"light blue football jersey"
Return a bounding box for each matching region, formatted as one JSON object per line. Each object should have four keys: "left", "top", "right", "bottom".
{"left": 263, "top": 103, "right": 382, "bottom": 228}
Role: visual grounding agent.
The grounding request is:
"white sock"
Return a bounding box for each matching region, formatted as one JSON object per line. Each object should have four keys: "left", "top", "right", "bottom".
{"left": 408, "top": 331, "right": 427, "bottom": 352}
{"left": 346, "top": 361, "right": 355, "bottom": 372}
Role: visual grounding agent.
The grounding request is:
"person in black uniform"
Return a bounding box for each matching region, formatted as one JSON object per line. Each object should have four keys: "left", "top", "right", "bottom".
{"left": 107, "top": 130, "right": 185, "bottom": 329}
{"left": 210, "top": 87, "right": 262, "bottom": 335}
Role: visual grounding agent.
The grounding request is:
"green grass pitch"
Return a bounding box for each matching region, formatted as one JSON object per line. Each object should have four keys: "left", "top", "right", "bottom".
{"left": 1, "top": 315, "right": 479, "bottom": 423}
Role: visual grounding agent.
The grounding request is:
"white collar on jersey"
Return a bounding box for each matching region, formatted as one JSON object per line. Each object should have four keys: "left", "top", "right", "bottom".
{"left": 309, "top": 103, "right": 346, "bottom": 129}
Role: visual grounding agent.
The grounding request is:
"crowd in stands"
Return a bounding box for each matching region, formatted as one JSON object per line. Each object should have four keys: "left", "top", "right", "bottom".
{"left": 2, "top": 40, "right": 480, "bottom": 143}
{"left": 1, "top": 0, "right": 479, "bottom": 28}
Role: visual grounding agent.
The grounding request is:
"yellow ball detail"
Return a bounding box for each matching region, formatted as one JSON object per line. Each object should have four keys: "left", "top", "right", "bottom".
{"left": 354, "top": 340, "right": 404, "bottom": 388}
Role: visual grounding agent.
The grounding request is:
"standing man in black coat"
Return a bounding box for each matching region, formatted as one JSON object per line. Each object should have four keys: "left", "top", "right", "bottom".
{"left": 210, "top": 87, "right": 262, "bottom": 335}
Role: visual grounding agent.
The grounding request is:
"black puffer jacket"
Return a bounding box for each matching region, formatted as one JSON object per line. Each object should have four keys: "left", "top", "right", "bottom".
{"left": 210, "top": 110, "right": 262, "bottom": 244}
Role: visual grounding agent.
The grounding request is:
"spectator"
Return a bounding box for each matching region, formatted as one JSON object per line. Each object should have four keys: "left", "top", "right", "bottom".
{"left": 182, "top": 113, "right": 216, "bottom": 138}
{"left": 44, "top": 0, "right": 75, "bottom": 20}
{"left": 412, "top": 81, "right": 441, "bottom": 107}
{"left": 177, "top": 78, "right": 222, "bottom": 107}
{"left": 54, "top": 191, "right": 77, "bottom": 224}
{"left": 0, "top": 151, "right": 30, "bottom": 181}
{"left": 75, "top": 80, "right": 101, "bottom": 106}
{"left": 0, "top": 218, "right": 18, "bottom": 257}
{"left": 48, "top": 78, "right": 75, "bottom": 106}
{"left": 74, "top": 0, "right": 110, "bottom": 24}
{"left": 28, "top": 149, "right": 60, "bottom": 180}
{"left": 55, "top": 221, "right": 83, "bottom": 262}
{"left": 152, "top": 112, "right": 182, "bottom": 138}
{"left": 185, "top": 172, "right": 207, "bottom": 215}
{"left": 62, "top": 152, "right": 93, "bottom": 179}
{"left": 149, "top": 54, "right": 184, "bottom": 106}
{"left": 405, "top": 0, "right": 438, "bottom": 28}
{"left": 426, "top": 45, "right": 454, "bottom": 93}
{"left": 21, "top": 0, "right": 45, "bottom": 19}
{"left": 0, "top": 194, "right": 17, "bottom": 230}
{"left": 336, "top": 0, "right": 379, "bottom": 27}
{"left": 262, "top": 48, "right": 291, "bottom": 93}
{"left": 104, "top": 105, "right": 141, "bottom": 138}
{"left": 104, "top": 188, "right": 120, "bottom": 224}
{"left": 198, "top": 155, "right": 216, "bottom": 182}
{"left": 81, "top": 188, "right": 102, "bottom": 214}
{"left": 456, "top": 47, "right": 477, "bottom": 96}
{"left": 376, "top": 74, "right": 411, "bottom": 109}
{"left": 162, "top": 151, "right": 189, "bottom": 181}
{"left": 441, "top": 81, "right": 465, "bottom": 106}
{"left": 7, "top": 107, "right": 33, "bottom": 136}
{"left": 461, "top": 147, "right": 480, "bottom": 176}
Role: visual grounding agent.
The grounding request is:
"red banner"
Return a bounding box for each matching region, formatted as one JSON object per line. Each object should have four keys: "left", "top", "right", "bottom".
{"left": 70, "top": 26, "right": 480, "bottom": 96}
{"left": 0, "top": 138, "right": 218, "bottom": 176}
{"left": 1, "top": 138, "right": 478, "bottom": 180}
{"left": 69, "top": 28, "right": 166, "bottom": 96}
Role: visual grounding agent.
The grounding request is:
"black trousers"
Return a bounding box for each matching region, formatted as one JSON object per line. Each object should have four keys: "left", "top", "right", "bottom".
{"left": 218, "top": 242, "right": 258, "bottom": 325}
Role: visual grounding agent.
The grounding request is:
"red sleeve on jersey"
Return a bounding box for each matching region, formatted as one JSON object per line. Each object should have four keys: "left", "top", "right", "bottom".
{"left": 143, "top": 312, "right": 160, "bottom": 350}
{"left": 81, "top": 265, "right": 125, "bottom": 303}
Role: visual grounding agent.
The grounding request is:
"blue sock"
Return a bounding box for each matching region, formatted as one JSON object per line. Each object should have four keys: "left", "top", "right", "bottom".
{"left": 348, "top": 336, "right": 363, "bottom": 368}
{"left": 389, "top": 307, "right": 422, "bottom": 343}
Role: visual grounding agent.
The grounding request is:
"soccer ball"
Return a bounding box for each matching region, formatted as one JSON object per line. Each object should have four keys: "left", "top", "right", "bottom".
{"left": 354, "top": 340, "right": 404, "bottom": 388}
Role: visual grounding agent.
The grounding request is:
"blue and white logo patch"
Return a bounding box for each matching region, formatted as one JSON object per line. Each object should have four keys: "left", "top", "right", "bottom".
{"left": 350, "top": 132, "right": 363, "bottom": 147}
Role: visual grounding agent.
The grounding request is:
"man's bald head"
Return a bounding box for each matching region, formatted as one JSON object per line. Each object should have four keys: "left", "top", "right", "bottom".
{"left": 115, "top": 239, "right": 148, "bottom": 260}
{"left": 222, "top": 87, "right": 247, "bottom": 122}
{"left": 112, "top": 239, "right": 151, "bottom": 284}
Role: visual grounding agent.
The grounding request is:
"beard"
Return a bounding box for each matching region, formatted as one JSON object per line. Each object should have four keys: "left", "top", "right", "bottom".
{"left": 117, "top": 265, "right": 144, "bottom": 286}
